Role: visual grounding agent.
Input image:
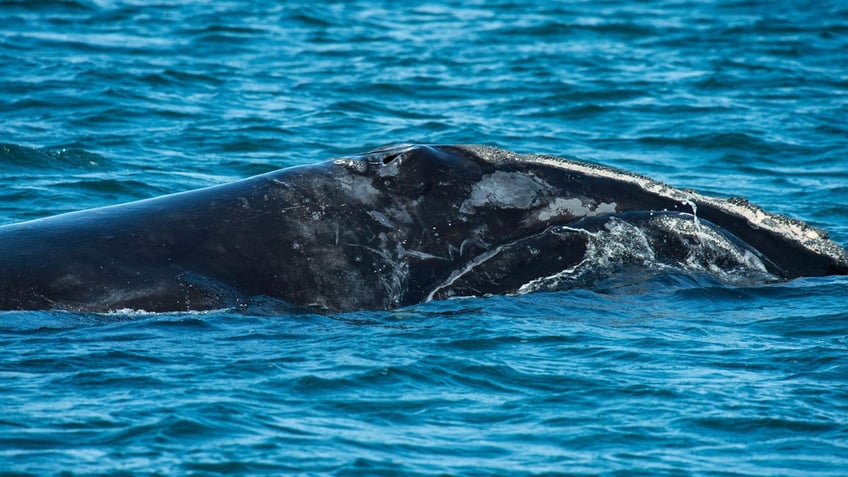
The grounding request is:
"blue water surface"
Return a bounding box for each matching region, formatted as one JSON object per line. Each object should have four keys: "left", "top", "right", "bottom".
{"left": 1, "top": 1, "right": 847, "bottom": 475}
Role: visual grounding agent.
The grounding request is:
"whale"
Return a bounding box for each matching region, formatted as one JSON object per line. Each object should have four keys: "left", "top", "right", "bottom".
{"left": 0, "top": 144, "right": 846, "bottom": 312}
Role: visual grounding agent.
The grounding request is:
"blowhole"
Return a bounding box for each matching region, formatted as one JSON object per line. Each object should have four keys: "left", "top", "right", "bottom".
{"left": 383, "top": 152, "right": 404, "bottom": 165}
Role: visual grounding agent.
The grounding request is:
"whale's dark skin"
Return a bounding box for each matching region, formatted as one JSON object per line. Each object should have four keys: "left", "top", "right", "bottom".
{"left": 0, "top": 144, "right": 846, "bottom": 312}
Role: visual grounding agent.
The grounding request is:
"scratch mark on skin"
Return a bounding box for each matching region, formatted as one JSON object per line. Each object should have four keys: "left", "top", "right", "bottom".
{"left": 345, "top": 243, "right": 407, "bottom": 306}
{"left": 280, "top": 205, "right": 308, "bottom": 213}
{"left": 242, "top": 210, "right": 275, "bottom": 222}
{"left": 398, "top": 246, "right": 445, "bottom": 261}
{"left": 368, "top": 210, "right": 394, "bottom": 228}
{"left": 425, "top": 226, "right": 579, "bottom": 302}
{"left": 459, "top": 237, "right": 488, "bottom": 256}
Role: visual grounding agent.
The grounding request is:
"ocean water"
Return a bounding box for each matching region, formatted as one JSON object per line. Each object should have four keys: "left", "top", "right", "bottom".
{"left": 1, "top": 0, "right": 848, "bottom": 475}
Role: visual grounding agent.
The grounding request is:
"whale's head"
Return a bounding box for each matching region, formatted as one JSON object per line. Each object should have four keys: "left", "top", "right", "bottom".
{"left": 265, "top": 143, "right": 848, "bottom": 310}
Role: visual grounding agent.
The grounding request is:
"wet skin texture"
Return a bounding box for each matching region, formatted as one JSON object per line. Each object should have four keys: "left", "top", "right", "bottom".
{"left": 0, "top": 144, "right": 846, "bottom": 312}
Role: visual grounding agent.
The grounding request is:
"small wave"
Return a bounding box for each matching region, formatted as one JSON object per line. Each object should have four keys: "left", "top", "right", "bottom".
{"left": 0, "top": 144, "right": 110, "bottom": 171}
{"left": 0, "top": 309, "right": 107, "bottom": 332}
{"left": 1, "top": 0, "right": 93, "bottom": 12}
{"left": 636, "top": 132, "right": 780, "bottom": 154}
{"left": 52, "top": 177, "right": 152, "bottom": 195}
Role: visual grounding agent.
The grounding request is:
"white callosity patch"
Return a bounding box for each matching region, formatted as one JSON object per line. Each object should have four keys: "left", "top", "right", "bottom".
{"left": 651, "top": 214, "right": 771, "bottom": 278}
{"left": 333, "top": 157, "right": 368, "bottom": 174}
{"left": 516, "top": 215, "right": 778, "bottom": 296}
{"left": 536, "top": 197, "right": 618, "bottom": 221}
{"left": 460, "top": 171, "right": 550, "bottom": 215}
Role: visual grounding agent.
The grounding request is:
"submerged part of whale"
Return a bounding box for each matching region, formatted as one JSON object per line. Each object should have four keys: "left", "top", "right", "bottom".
{"left": 0, "top": 144, "right": 846, "bottom": 312}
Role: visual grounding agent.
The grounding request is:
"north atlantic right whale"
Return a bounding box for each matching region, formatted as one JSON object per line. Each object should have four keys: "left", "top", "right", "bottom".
{"left": 0, "top": 144, "right": 846, "bottom": 313}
